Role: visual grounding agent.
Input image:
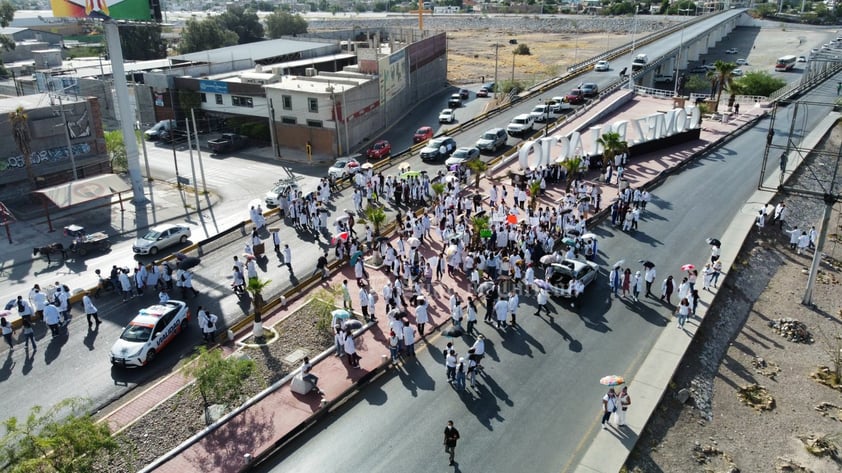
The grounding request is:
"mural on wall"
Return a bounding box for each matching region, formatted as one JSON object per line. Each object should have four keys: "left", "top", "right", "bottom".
{"left": 67, "top": 108, "right": 91, "bottom": 139}
{"left": 0, "top": 143, "right": 92, "bottom": 172}
{"left": 378, "top": 48, "right": 406, "bottom": 104}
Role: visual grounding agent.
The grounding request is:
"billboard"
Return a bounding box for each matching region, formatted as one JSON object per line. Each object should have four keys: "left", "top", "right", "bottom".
{"left": 50, "top": 0, "right": 162, "bottom": 22}
{"left": 378, "top": 48, "right": 406, "bottom": 104}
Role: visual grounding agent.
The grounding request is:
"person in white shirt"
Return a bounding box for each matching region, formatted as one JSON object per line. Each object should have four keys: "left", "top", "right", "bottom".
{"left": 507, "top": 291, "right": 519, "bottom": 326}
{"left": 797, "top": 231, "right": 810, "bottom": 255}
{"left": 415, "top": 298, "right": 429, "bottom": 336}
{"left": 535, "top": 287, "right": 550, "bottom": 316}
{"left": 197, "top": 307, "right": 217, "bottom": 343}
{"left": 366, "top": 289, "right": 377, "bottom": 322}
{"left": 402, "top": 320, "right": 416, "bottom": 357}
{"left": 16, "top": 296, "right": 33, "bottom": 324}
{"left": 30, "top": 285, "right": 47, "bottom": 321}
{"left": 43, "top": 303, "right": 61, "bottom": 337}
{"left": 494, "top": 297, "right": 509, "bottom": 329}
{"left": 82, "top": 292, "right": 101, "bottom": 328}
{"left": 445, "top": 349, "right": 458, "bottom": 383}
{"left": 159, "top": 289, "right": 170, "bottom": 305}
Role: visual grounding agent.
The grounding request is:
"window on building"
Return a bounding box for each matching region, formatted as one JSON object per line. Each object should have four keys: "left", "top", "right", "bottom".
{"left": 232, "top": 96, "right": 254, "bottom": 108}
{"left": 306, "top": 119, "right": 323, "bottom": 128}
{"left": 281, "top": 116, "right": 297, "bottom": 125}
{"left": 200, "top": 93, "right": 207, "bottom": 103}
{"left": 215, "top": 94, "right": 223, "bottom": 105}
{"left": 307, "top": 97, "right": 318, "bottom": 113}
{"left": 282, "top": 95, "right": 292, "bottom": 110}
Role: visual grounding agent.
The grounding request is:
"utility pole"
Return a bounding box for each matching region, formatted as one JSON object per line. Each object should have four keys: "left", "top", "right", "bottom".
{"left": 191, "top": 108, "right": 207, "bottom": 195}
{"left": 494, "top": 43, "right": 500, "bottom": 99}
{"left": 803, "top": 195, "right": 836, "bottom": 305}
{"left": 628, "top": 6, "right": 639, "bottom": 91}
{"left": 55, "top": 95, "right": 79, "bottom": 180}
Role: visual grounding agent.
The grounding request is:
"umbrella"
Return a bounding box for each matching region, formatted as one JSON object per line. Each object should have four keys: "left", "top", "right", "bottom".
{"left": 347, "top": 161, "right": 360, "bottom": 168}
{"left": 0, "top": 309, "right": 11, "bottom": 318}
{"left": 477, "top": 281, "right": 495, "bottom": 294}
{"left": 445, "top": 245, "right": 458, "bottom": 257}
{"left": 613, "top": 259, "right": 626, "bottom": 269}
{"left": 506, "top": 214, "right": 518, "bottom": 224}
{"left": 533, "top": 279, "right": 551, "bottom": 290}
{"left": 600, "top": 375, "right": 625, "bottom": 386}
{"left": 400, "top": 171, "right": 421, "bottom": 179}
{"left": 331, "top": 309, "right": 351, "bottom": 320}
{"left": 361, "top": 162, "right": 374, "bottom": 169}
{"left": 681, "top": 263, "right": 696, "bottom": 271}
{"left": 449, "top": 164, "right": 460, "bottom": 171}
{"left": 335, "top": 214, "right": 350, "bottom": 224}
{"left": 374, "top": 235, "right": 390, "bottom": 243}
{"left": 567, "top": 229, "right": 581, "bottom": 236}
{"left": 562, "top": 237, "right": 576, "bottom": 246}
{"left": 581, "top": 232, "right": 598, "bottom": 240}
{"left": 177, "top": 256, "right": 201, "bottom": 270}
{"left": 399, "top": 162, "right": 411, "bottom": 172}
{"left": 559, "top": 208, "right": 574, "bottom": 215}
{"left": 706, "top": 238, "right": 722, "bottom": 247}
{"left": 540, "top": 254, "right": 561, "bottom": 265}
{"left": 577, "top": 195, "right": 591, "bottom": 203}
{"left": 331, "top": 231, "right": 350, "bottom": 244}
{"left": 640, "top": 260, "right": 655, "bottom": 269}
{"left": 350, "top": 250, "right": 364, "bottom": 266}
{"left": 408, "top": 237, "right": 421, "bottom": 248}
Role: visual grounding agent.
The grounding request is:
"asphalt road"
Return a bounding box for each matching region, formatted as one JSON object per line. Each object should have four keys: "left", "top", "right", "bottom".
{"left": 0, "top": 8, "right": 752, "bottom": 426}
{"left": 252, "top": 55, "right": 839, "bottom": 473}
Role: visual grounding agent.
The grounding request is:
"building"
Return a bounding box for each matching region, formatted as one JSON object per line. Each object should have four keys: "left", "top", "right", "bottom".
{"left": 0, "top": 27, "right": 63, "bottom": 65}
{"left": 0, "top": 93, "right": 109, "bottom": 202}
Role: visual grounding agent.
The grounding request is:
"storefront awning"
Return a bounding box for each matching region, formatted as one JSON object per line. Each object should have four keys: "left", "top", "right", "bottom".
{"left": 34, "top": 173, "right": 131, "bottom": 209}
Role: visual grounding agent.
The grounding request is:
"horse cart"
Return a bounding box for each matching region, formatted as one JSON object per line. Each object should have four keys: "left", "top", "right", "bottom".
{"left": 64, "top": 225, "right": 111, "bottom": 256}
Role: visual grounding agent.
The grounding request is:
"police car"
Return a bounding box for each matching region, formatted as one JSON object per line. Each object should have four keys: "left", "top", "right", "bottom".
{"left": 110, "top": 301, "right": 191, "bottom": 367}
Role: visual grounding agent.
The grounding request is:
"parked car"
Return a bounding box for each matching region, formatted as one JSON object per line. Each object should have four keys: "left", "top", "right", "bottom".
{"left": 143, "top": 119, "right": 176, "bottom": 141}
{"left": 420, "top": 136, "right": 457, "bottom": 162}
{"left": 439, "top": 108, "right": 456, "bottom": 124}
{"left": 725, "top": 48, "right": 738, "bottom": 54}
{"left": 328, "top": 156, "right": 361, "bottom": 179}
{"left": 732, "top": 68, "right": 744, "bottom": 76}
{"left": 580, "top": 82, "right": 599, "bottom": 97}
{"left": 413, "top": 126, "right": 434, "bottom": 143}
{"left": 110, "top": 300, "right": 191, "bottom": 367}
{"left": 208, "top": 133, "right": 248, "bottom": 154}
{"left": 367, "top": 140, "right": 391, "bottom": 159}
{"left": 446, "top": 147, "right": 480, "bottom": 166}
{"left": 547, "top": 259, "right": 599, "bottom": 298}
{"left": 476, "top": 128, "right": 508, "bottom": 154}
{"left": 548, "top": 96, "right": 572, "bottom": 113}
{"left": 133, "top": 224, "right": 191, "bottom": 256}
{"left": 447, "top": 93, "right": 462, "bottom": 108}
{"left": 689, "top": 65, "right": 708, "bottom": 73}
{"left": 594, "top": 60, "right": 610, "bottom": 71}
{"left": 736, "top": 58, "right": 748, "bottom": 65}
{"left": 459, "top": 88, "right": 470, "bottom": 100}
{"left": 529, "top": 104, "right": 554, "bottom": 122}
{"left": 654, "top": 74, "right": 674, "bottom": 84}
{"left": 797, "top": 55, "right": 807, "bottom": 62}
{"left": 506, "top": 114, "right": 535, "bottom": 137}
{"left": 476, "top": 87, "right": 489, "bottom": 98}
{"left": 565, "top": 89, "right": 586, "bottom": 105}
{"left": 265, "top": 179, "right": 300, "bottom": 207}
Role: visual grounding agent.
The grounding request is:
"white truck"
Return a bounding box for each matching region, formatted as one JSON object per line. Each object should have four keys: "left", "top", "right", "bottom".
{"left": 506, "top": 113, "right": 535, "bottom": 137}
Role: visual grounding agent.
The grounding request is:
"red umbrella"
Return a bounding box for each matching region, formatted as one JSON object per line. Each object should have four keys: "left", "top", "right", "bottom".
{"left": 331, "top": 231, "right": 350, "bottom": 245}
{"left": 681, "top": 263, "right": 695, "bottom": 271}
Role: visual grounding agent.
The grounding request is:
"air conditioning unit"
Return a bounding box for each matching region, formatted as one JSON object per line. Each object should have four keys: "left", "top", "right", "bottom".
{"left": 305, "top": 68, "right": 317, "bottom": 77}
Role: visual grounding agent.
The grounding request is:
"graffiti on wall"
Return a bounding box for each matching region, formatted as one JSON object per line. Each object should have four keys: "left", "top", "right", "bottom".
{"left": 0, "top": 143, "right": 92, "bottom": 172}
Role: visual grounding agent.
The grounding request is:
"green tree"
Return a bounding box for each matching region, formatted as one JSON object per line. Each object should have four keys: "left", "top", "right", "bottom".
{"left": 514, "top": 43, "right": 531, "bottom": 55}
{"left": 360, "top": 205, "right": 387, "bottom": 235}
{"left": 0, "top": 1, "right": 15, "bottom": 56}
{"left": 9, "top": 106, "right": 35, "bottom": 189}
{"left": 118, "top": 24, "right": 166, "bottom": 60}
{"left": 596, "top": 131, "right": 627, "bottom": 168}
{"left": 373, "top": 1, "right": 389, "bottom": 11}
{"left": 265, "top": 10, "right": 309, "bottom": 38}
{"left": 179, "top": 17, "right": 238, "bottom": 54}
{"left": 470, "top": 214, "right": 490, "bottom": 250}
{"left": 431, "top": 182, "right": 447, "bottom": 200}
{"left": 104, "top": 130, "right": 127, "bottom": 172}
{"left": 752, "top": 3, "right": 777, "bottom": 17}
{"left": 711, "top": 60, "right": 737, "bottom": 112}
{"left": 182, "top": 346, "right": 256, "bottom": 409}
{"left": 246, "top": 278, "right": 271, "bottom": 338}
{"left": 217, "top": 5, "right": 265, "bottom": 44}
{"left": 0, "top": 398, "right": 117, "bottom": 473}
{"left": 465, "top": 158, "right": 488, "bottom": 188}
{"left": 735, "top": 70, "right": 787, "bottom": 97}
{"left": 559, "top": 156, "right": 583, "bottom": 191}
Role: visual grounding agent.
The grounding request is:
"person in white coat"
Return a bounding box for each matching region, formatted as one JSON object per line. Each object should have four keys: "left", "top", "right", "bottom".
{"left": 494, "top": 297, "right": 509, "bottom": 329}
{"left": 415, "top": 297, "right": 429, "bottom": 336}
{"left": 524, "top": 264, "right": 535, "bottom": 294}
{"left": 632, "top": 271, "right": 644, "bottom": 302}
{"left": 198, "top": 307, "right": 217, "bottom": 343}
{"left": 535, "top": 287, "right": 550, "bottom": 316}
{"left": 507, "top": 291, "right": 519, "bottom": 326}
{"left": 82, "top": 292, "right": 101, "bottom": 328}
{"left": 43, "top": 303, "right": 61, "bottom": 337}
{"left": 343, "top": 327, "right": 360, "bottom": 367}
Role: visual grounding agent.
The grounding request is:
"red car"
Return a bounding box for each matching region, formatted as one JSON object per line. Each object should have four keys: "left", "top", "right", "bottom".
{"left": 476, "top": 87, "right": 489, "bottom": 98}
{"left": 413, "top": 126, "right": 434, "bottom": 143}
{"left": 367, "top": 140, "right": 391, "bottom": 159}
{"left": 565, "top": 89, "right": 585, "bottom": 105}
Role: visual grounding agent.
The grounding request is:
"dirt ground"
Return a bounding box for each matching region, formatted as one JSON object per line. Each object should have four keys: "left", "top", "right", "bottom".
{"left": 447, "top": 31, "right": 630, "bottom": 85}
{"left": 623, "top": 126, "right": 842, "bottom": 473}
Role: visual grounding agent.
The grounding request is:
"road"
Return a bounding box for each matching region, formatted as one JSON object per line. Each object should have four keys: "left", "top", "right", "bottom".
{"left": 253, "top": 63, "right": 839, "bottom": 473}
{"left": 0, "top": 9, "right": 753, "bottom": 426}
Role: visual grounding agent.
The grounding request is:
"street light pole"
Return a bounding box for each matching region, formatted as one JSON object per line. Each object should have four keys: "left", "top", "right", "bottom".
{"left": 673, "top": 10, "right": 687, "bottom": 96}
{"left": 494, "top": 43, "right": 500, "bottom": 99}
{"left": 628, "top": 6, "right": 639, "bottom": 90}
{"left": 511, "top": 50, "right": 516, "bottom": 84}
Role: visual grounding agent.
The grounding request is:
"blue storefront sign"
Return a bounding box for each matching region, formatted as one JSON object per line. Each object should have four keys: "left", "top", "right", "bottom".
{"left": 199, "top": 80, "right": 229, "bottom": 94}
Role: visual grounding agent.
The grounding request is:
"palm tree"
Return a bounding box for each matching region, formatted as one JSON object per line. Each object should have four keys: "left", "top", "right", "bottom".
{"left": 464, "top": 159, "right": 488, "bottom": 188}
{"left": 528, "top": 180, "right": 542, "bottom": 209}
{"left": 726, "top": 79, "right": 743, "bottom": 112}
{"left": 559, "top": 156, "right": 583, "bottom": 192}
{"left": 431, "top": 182, "right": 446, "bottom": 201}
{"left": 711, "top": 60, "right": 737, "bottom": 113}
{"left": 360, "top": 205, "right": 387, "bottom": 236}
{"left": 10, "top": 106, "right": 36, "bottom": 189}
{"left": 596, "top": 131, "right": 627, "bottom": 168}
{"left": 470, "top": 214, "right": 490, "bottom": 251}
{"left": 246, "top": 278, "right": 271, "bottom": 339}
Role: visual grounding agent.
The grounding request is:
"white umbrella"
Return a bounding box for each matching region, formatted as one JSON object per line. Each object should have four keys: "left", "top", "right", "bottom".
{"left": 408, "top": 237, "right": 421, "bottom": 248}
{"left": 399, "top": 162, "right": 411, "bottom": 171}
{"left": 581, "top": 232, "right": 598, "bottom": 240}
{"left": 445, "top": 245, "right": 458, "bottom": 257}
{"left": 361, "top": 162, "right": 374, "bottom": 169}
{"left": 613, "top": 259, "right": 625, "bottom": 269}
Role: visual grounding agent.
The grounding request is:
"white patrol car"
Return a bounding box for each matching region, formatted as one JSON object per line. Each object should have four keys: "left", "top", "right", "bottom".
{"left": 110, "top": 300, "right": 191, "bottom": 367}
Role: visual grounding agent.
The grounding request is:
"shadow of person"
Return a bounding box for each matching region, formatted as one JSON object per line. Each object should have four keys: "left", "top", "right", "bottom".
{"left": 83, "top": 325, "right": 99, "bottom": 351}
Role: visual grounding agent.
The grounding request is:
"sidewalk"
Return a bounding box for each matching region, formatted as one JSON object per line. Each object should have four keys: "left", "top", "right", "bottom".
{"left": 97, "top": 93, "right": 766, "bottom": 473}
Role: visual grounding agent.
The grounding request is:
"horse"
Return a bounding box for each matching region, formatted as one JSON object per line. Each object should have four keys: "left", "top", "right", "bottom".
{"left": 33, "top": 243, "right": 66, "bottom": 264}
